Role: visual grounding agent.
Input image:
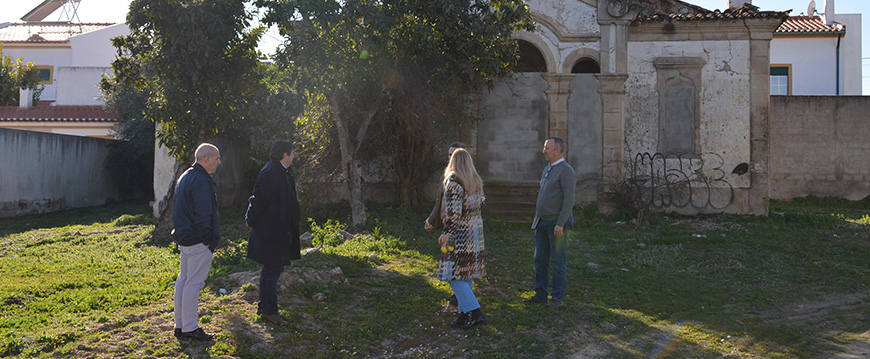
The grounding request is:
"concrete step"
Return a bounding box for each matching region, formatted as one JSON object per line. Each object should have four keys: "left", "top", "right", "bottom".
{"left": 483, "top": 182, "right": 538, "bottom": 222}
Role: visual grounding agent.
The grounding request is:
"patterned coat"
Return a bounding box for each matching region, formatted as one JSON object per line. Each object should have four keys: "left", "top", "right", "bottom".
{"left": 436, "top": 177, "right": 486, "bottom": 281}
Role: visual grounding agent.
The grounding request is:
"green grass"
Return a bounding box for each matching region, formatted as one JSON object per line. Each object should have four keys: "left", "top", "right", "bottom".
{"left": 1, "top": 197, "right": 869, "bottom": 358}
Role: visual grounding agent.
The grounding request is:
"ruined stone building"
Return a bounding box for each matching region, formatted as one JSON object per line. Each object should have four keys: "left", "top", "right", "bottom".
{"left": 475, "top": 0, "right": 789, "bottom": 218}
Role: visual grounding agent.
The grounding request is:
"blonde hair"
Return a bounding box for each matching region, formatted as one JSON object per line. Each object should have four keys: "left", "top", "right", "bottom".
{"left": 442, "top": 149, "right": 482, "bottom": 194}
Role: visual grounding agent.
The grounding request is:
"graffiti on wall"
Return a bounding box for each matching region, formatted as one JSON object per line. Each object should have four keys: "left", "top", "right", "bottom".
{"left": 620, "top": 152, "right": 745, "bottom": 211}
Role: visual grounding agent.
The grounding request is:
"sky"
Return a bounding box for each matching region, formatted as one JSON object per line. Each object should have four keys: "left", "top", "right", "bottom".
{"left": 2, "top": 0, "right": 867, "bottom": 93}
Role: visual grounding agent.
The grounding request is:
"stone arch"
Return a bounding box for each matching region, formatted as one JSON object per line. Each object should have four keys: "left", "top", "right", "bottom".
{"left": 513, "top": 32, "right": 557, "bottom": 73}
{"left": 562, "top": 48, "right": 601, "bottom": 74}
{"left": 516, "top": 40, "right": 547, "bottom": 72}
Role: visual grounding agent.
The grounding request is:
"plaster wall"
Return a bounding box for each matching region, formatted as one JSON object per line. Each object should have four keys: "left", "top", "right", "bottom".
{"left": 0, "top": 128, "right": 119, "bottom": 218}
{"left": 522, "top": 0, "right": 600, "bottom": 74}
{"left": 55, "top": 67, "right": 112, "bottom": 106}
{"left": 769, "top": 96, "right": 870, "bottom": 200}
{"left": 770, "top": 36, "right": 840, "bottom": 95}
{"left": 626, "top": 40, "right": 751, "bottom": 190}
{"left": 528, "top": 0, "right": 599, "bottom": 36}
{"left": 69, "top": 24, "right": 128, "bottom": 67}
{"left": 837, "top": 14, "right": 862, "bottom": 95}
{"left": 567, "top": 74, "right": 603, "bottom": 200}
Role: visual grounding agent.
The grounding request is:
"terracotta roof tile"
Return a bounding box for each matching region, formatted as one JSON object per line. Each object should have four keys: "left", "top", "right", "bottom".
{"left": 0, "top": 105, "right": 117, "bottom": 122}
{"left": 776, "top": 16, "right": 845, "bottom": 34}
{"left": 0, "top": 22, "right": 116, "bottom": 44}
{"left": 636, "top": 0, "right": 789, "bottom": 22}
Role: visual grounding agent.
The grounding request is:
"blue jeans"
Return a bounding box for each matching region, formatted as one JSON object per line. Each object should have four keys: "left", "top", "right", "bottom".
{"left": 534, "top": 220, "right": 568, "bottom": 302}
{"left": 449, "top": 279, "right": 480, "bottom": 313}
{"left": 259, "top": 264, "right": 285, "bottom": 315}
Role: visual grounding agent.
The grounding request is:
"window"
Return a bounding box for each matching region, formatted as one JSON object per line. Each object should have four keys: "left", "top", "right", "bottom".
{"left": 35, "top": 65, "right": 53, "bottom": 85}
{"left": 770, "top": 65, "right": 790, "bottom": 95}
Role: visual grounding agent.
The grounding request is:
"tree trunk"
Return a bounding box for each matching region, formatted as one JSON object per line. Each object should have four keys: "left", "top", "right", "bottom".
{"left": 152, "top": 161, "right": 185, "bottom": 243}
{"left": 328, "top": 95, "right": 367, "bottom": 226}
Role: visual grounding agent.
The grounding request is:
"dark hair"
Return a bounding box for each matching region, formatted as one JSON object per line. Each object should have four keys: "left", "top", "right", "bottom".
{"left": 269, "top": 140, "right": 295, "bottom": 161}
{"left": 547, "top": 137, "right": 565, "bottom": 153}
{"left": 449, "top": 142, "right": 466, "bottom": 149}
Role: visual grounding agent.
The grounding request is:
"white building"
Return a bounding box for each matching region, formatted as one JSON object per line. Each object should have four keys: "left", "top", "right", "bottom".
{"left": 770, "top": 0, "right": 861, "bottom": 95}
{"left": 0, "top": 0, "right": 127, "bottom": 138}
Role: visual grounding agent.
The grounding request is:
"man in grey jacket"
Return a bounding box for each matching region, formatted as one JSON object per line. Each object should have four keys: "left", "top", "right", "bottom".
{"left": 524, "top": 137, "right": 576, "bottom": 306}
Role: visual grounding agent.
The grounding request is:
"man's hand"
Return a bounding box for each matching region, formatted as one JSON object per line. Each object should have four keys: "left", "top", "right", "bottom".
{"left": 554, "top": 225, "right": 564, "bottom": 238}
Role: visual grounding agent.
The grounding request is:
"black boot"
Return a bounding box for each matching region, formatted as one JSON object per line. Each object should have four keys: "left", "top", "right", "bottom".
{"left": 461, "top": 308, "right": 487, "bottom": 330}
{"left": 450, "top": 311, "right": 469, "bottom": 328}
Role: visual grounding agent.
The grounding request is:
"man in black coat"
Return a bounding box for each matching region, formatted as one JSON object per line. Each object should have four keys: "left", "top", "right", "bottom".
{"left": 245, "top": 140, "right": 301, "bottom": 325}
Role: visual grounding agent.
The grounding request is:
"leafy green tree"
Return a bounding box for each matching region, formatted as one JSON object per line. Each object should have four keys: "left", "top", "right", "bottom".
{"left": 0, "top": 46, "right": 43, "bottom": 106}
{"left": 103, "top": 0, "right": 301, "bottom": 238}
{"left": 108, "top": 0, "right": 265, "bottom": 161}
{"left": 257, "top": 0, "right": 534, "bottom": 225}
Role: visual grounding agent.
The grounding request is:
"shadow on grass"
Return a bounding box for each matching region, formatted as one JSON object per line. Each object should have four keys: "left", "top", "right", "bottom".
{"left": 0, "top": 202, "right": 153, "bottom": 236}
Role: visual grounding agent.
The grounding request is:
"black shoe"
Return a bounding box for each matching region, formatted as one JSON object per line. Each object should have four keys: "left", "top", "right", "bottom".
{"left": 462, "top": 309, "right": 486, "bottom": 330}
{"left": 179, "top": 328, "right": 213, "bottom": 341}
{"left": 174, "top": 328, "right": 182, "bottom": 337}
{"left": 448, "top": 294, "right": 458, "bottom": 308}
{"left": 522, "top": 297, "right": 547, "bottom": 305}
{"left": 548, "top": 299, "right": 563, "bottom": 307}
{"left": 450, "top": 312, "right": 469, "bottom": 328}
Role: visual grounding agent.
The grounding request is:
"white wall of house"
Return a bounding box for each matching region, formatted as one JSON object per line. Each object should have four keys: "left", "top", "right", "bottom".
{"left": 3, "top": 23, "right": 128, "bottom": 104}
{"left": 838, "top": 14, "right": 862, "bottom": 95}
{"left": 770, "top": 36, "right": 840, "bottom": 95}
{"left": 55, "top": 67, "right": 112, "bottom": 105}
{"left": 3, "top": 47, "right": 72, "bottom": 102}
{"left": 70, "top": 23, "right": 128, "bottom": 66}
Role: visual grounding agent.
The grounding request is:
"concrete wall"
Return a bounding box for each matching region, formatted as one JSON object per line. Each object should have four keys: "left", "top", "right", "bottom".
{"left": 0, "top": 128, "right": 120, "bottom": 218}
{"left": 769, "top": 96, "right": 870, "bottom": 200}
{"left": 477, "top": 73, "right": 550, "bottom": 185}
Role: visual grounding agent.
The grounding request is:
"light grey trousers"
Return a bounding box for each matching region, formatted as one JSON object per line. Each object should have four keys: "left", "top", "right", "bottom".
{"left": 174, "top": 243, "right": 213, "bottom": 332}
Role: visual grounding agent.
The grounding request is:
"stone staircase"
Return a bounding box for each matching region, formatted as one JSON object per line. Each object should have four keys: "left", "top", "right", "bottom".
{"left": 482, "top": 182, "right": 538, "bottom": 223}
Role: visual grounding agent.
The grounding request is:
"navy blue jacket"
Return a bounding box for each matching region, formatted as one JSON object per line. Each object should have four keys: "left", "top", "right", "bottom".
{"left": 172, "top": 163, "right": 220, "bottom": 250}
{"left": 246, "top": 160, "right": 301, "bottom": 265}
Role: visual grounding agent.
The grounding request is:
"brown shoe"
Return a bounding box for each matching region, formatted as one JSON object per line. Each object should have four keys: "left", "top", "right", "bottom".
{"left": 262, "top": 313, "right": 289, "bottom": 325}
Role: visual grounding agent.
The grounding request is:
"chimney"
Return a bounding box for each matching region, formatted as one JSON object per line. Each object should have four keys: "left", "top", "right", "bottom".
{"left": 822, "top": 0, "right": 835, "bottom": 25}
{"left": 19, "top": 87, "right": 33, "bottom": 108}
{"left": 729, "top": 0, "right": 748, "bottom": 9}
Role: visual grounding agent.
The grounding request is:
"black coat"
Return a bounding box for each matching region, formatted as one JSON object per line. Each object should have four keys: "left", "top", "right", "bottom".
{"left": 245, "top": 160, "right": 301, "bottom": 265}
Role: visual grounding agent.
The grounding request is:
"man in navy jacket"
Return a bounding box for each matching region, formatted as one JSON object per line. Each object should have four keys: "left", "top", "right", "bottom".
{"left": 246, "top": 140, "right": 301, "bottom": 325}
{"left": 172, "top": 143, "right": 221, "bottom": 341}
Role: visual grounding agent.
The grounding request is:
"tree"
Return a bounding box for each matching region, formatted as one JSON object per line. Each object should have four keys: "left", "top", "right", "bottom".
{"left": 104, "top": 0, "right": 282, "bottom": 239}
{"left": 0, "top": 46, "right": 43, "bottom": 106}
{"left": 100, "top": 79, "right": 154, "bottom": 201}
{"left": 256, "top": 0, "right": 534, "bottom": 225}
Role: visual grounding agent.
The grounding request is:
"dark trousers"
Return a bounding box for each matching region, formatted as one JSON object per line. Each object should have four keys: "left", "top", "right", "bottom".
{"left": 259, "top": 264, "right": 285, "bottom": 315}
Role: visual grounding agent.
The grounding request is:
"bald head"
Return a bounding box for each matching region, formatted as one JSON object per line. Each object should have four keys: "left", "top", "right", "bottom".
{"left": 195, "top": 143, "right": 221, "bottom": 174}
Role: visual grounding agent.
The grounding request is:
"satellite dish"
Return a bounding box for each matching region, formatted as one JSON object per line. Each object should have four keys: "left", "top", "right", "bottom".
{"left": 807, "top": 0, "right": 817, "bottom": 16}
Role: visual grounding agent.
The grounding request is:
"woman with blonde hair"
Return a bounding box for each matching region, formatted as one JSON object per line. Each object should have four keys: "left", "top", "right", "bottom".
{"left": 437, "top": 148, "right": 487, "bottom": 330}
